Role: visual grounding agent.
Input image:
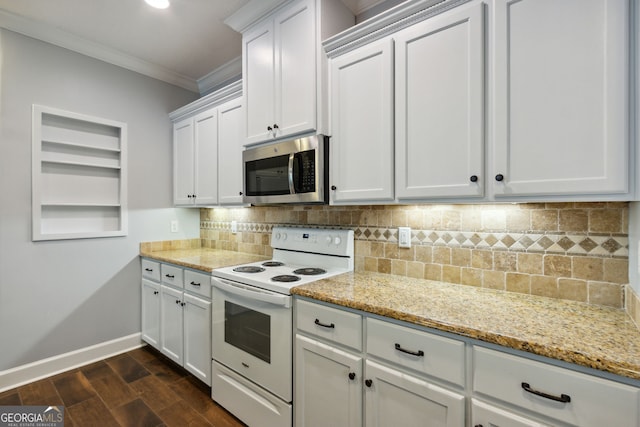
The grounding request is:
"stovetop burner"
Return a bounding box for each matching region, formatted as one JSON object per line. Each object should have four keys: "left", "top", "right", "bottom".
{"left": 262, "top": 261, "right": 285, "bottom": 267}
{"left": 271, "top": 275, "right": 301, "bottom": 283}
{"left": 293, "top": 267, "right": 327, "bottom": 276}
{"left": 233, "top": 266, "right": 266, "bottom": 273}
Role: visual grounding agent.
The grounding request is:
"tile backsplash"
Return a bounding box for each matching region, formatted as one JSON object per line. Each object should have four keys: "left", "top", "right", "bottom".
{"left": 201, "top": 202, "right": 630, "bottom": 309}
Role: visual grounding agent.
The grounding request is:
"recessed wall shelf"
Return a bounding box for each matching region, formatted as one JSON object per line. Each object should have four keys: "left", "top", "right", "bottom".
{"left": 32, "top": 105, "right": 128, "bottom": 241}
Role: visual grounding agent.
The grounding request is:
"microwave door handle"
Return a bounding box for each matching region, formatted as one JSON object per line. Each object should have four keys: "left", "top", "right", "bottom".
{"left": 288, "top": 153, "right": 295, "bottom": 194}
{"left": 212, "top": 278, "right": 291, "bottom": 308}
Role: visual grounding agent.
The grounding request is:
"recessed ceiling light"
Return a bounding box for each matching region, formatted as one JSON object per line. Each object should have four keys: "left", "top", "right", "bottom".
{"left": 145, "top": 0, "right": 170, "bottom": 9}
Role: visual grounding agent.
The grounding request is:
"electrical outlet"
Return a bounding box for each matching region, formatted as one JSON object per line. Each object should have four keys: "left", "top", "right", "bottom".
{"left": 398, "top": 227, "right": 411, "bottom": 248}
{"left": 231, "top": 220, "right": 238, "bottom": 234}
{"left": 170, "top": 220, "right": 179, "bottom": 233}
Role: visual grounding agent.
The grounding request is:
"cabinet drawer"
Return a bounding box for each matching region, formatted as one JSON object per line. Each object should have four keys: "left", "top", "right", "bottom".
{"left": 141, "top": 259, "right": 160, "bottom": 281}
{"left": 366, "top": 318, "right": 465, "bottom": 387}
{"left": 161, "top": 264, "right": 184, "bottom": 288}
{"left": 184, "top": 269, "right": 211, "bottom": 299}
{"left": 473, "top": 346, "right": 640, "bottom": 427}
{"left": 296, "top": 299, "right": 363, "bottom": 351}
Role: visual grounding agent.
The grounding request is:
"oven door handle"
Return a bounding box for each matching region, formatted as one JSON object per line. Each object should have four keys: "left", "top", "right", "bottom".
{"left": 212, "top": 278, "right": 291, "bottom": 308}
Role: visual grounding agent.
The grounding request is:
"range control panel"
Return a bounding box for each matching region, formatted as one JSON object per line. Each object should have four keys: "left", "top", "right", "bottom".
{"left": 271, "top": 226, "right": 354, "bottom": 257}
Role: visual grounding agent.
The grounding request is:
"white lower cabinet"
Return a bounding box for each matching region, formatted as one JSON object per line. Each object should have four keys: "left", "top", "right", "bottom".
{"left": 294, "top": 298, "right": 466, "bottom": 426}
{"left": 473, "top": 346, "right": 640, "bottom": 427}
{"left": 471, "top": 399, "right": 551, "bottom": 427}
{"left": 295, "top": 297, "right": 640, "bottom": 427}
{"left": 295, "top": 335, "right": 363, "bottom": 427}
{"left": 365, "top": 360, "right": 465, "bottom": 427}
{"left": 140, "top": 258, "right": 212, "bottom": 385}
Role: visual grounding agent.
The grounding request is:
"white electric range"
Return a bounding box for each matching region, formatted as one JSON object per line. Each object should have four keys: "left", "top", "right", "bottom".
{"left": 210, "top": 226, "right": 354, "bottom": 427}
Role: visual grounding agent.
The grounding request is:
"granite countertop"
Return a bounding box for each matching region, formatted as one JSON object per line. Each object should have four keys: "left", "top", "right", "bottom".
{"left": 140, "top": 247, "right": 269, "bottom": 273}
{"left": 292, "top": 271, "right": 640, "bottom": 382}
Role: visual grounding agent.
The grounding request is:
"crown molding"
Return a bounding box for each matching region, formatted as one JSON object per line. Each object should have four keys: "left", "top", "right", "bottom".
{"left": 224, "top": 0, "right": 288, "bottom": 33}
{"left": 169, "top": 80, "right": 243, "bottom": 121}
{"left": 324, "top": 0, "right": 469, "bottom": 57}
{"left": 197, "top": 56, "right": 242, "bottom": 95}
{"left": 0, "top": 9, "right": 199, "bottom": 93}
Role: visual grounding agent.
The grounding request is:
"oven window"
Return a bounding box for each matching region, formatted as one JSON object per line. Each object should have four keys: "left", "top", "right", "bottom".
{"left": 224, "top": 301, "right": 271, "bottom": 363}
{"left": 245, "top": 155, "right": 290, "bottom": 196}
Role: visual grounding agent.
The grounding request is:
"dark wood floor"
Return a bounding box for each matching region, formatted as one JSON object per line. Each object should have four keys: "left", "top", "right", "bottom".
{"left": 0, "top": 346, "right": 246, "bottom": 427}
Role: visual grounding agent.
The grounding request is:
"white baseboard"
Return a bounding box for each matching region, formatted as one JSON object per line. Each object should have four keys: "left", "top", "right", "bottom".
{"left": 0, "top": 333, "right": 144, "bottom": 392}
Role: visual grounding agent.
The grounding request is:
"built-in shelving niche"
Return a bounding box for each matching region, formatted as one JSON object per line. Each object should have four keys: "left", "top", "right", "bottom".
{"left": 32, "top": 105, "right": 128, "bottom": 241}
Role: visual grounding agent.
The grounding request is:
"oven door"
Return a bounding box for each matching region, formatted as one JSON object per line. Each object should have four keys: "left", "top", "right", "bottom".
{"left": 211, "top": 277, "right": 292, "bottom": 402}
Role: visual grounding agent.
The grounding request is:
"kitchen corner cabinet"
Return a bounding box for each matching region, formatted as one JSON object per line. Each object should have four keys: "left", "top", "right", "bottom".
{"left": 395, "top": 2, "right": 484, "bottom": 200}
{"left": 170, "top": 81, "right": 245, "bottom": 207}
{"left": 243, "top": 0, "right": 354, "bottom": 145}
{"left": 141, "top": 258, "right": 212, "bottom": 385}
{"left": 173, "top": 109, "right": 218, "bottom": 205}
{"left": 491, "top": 0, "right": 630, "bottom": 198}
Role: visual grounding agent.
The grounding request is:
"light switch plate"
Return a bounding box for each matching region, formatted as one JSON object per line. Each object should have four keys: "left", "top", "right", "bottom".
{"left": 398, "top": 227, "right": 411, "bottom": 248}
{"left": 231, "top": 220, "right": 238, "bottom": 234}
{"left": 170, "top": 220, "right": 179, "bottom": 233}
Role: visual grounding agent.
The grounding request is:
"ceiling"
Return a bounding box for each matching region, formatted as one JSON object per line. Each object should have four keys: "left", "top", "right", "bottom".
{"left": 0, "top": 0, "right": 387, "bottom": 94}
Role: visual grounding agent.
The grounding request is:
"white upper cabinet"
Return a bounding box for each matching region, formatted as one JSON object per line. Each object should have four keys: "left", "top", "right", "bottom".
{"left": 173, "top": 108, "right": 218, "bottom": 206}
{"left": 217, "top": 98, "right": 245, "bottom": 205}
{"left": 170, "top": 82, "right": 245, "bottom": 207}
{"left": 491, "top": 0, "right": 630, "bottom": 198}
{"left": 242, "top": 0, "right": 354, "bottom": 145}
{"left": 395, "top": 2, "right": 485, "bottom": 200}
{"left": 329, "top": 38, "right": 395, "bottom": 204}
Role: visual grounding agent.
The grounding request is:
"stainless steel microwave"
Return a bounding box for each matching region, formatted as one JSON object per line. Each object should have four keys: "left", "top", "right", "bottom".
{"left": 243, "top": 135, "right": 329, "bottom": 205}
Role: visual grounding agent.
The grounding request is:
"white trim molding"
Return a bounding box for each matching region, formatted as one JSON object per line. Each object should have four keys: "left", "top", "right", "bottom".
{"left": 0, "top": 333, "right": 143, "bottom": 392}
{"left": 197, "top": 56, "right": 242, "bottom": 95}
{"left": 0, "top": 9, "right": 199, "bottom": 93}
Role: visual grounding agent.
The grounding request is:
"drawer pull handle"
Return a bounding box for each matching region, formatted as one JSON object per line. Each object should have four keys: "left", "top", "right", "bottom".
{"left": 395, "top": 343, "right": 424, "bottom": 357}
{"left": 145, "top": 268, "right": 153, "bottom": 272}
{"left": 165, "top": 274, "right": 175, "bottom": 278}
{"left": 521, "top": 382, "right": 571, "bottom": 403}
{"left": 314, "top": 318, "right": 335, "bottom": 329}
{"left": 190, "top": 281, "right": 201, "bottom": 287}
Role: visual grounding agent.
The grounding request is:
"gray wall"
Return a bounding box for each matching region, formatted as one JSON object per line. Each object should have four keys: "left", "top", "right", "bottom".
{"left": 0, "top": 29, "right": 200, "bottom": 372}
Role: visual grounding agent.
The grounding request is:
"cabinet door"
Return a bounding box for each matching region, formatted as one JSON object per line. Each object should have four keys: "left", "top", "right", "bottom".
{"left": 160, "top": 285, "right": 184, "bottom": 364}
{"left": 173, "top": 118, "right": 194, "bottom": 205}
{"left": 183, "top": 292, "right": 211, "bottom": 385}
{"left": 492, "top": 0, "right": 629, "bottom": 197}
{"left": 244, "top": 19, "right": 275, "bottom": 144}
{"left": 395, "top": 2, "right": 484, "bottom": 199}
{"left": 295, "top": 335, "right": 363, "bottom": 427}
{"left": 472, "top": 399, "right": 551, "bottom": 427}
{"left": 193, "top": 108, "right": 218, "bottom": 205}
{"left": 274, "top": 0, "right": 316, "bottom": 139}
{"left": 365, "top": 360, "right": 465, "bottom": 427}
{"left": 218, "top": 98, "right": 245, "bottom": 205}
{"left": 330, "top": 38, "right": 394, "bottom": 203}
{"left": 141, "top": 279, "right": 160, "bottom": 349}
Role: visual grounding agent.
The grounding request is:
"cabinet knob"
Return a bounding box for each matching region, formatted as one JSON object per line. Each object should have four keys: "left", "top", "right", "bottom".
{"left": 495, "top": 174, "right": 504, "bottom": 182}
{"left": 153, "top": 291, "right": 159, "bottom": 295}
{"left": 331, "top": 185, "right": 337, "bottom": 191}
{"left": 470, "top": 175, "right": 478, "bottom": 183}
{"left": 239, "top": 191, "right": 243, "bottom": 196}
{"left": 348, "top": 372, "right": 356, "bottom": 380}
{"left": 273, "top": 124, "right": 279, "bottom": 129}
{"left": 181, "top": 302, "right": 186, "bottom": 307}
{"left": 267, "top": 126, "right": 272, "bottom": 131}
{"left": 365, "top": 379, "right": 373, "bottom": 388}
{"left": 175, "top": 299, "right": 180, "bottom": 304}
